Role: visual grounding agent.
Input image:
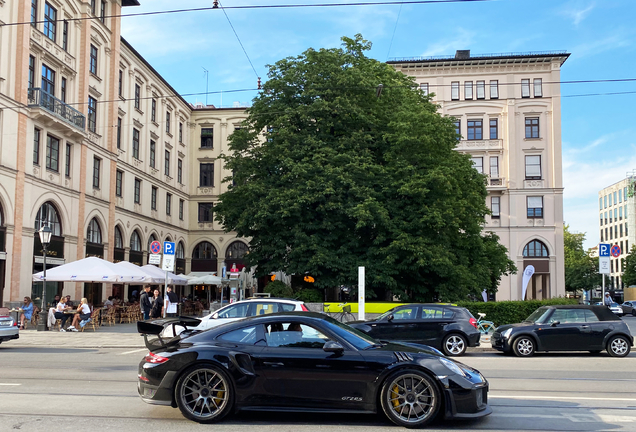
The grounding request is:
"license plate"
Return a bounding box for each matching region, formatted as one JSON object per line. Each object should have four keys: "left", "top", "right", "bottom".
{"left": 0, "top": 322, "right": 11, "bottom": 326}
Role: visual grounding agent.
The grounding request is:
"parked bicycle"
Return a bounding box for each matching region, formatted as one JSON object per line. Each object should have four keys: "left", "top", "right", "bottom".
{"left": 324, "top": 303, "right": 357, "bottom": 323}
{"left": 476, "top": 313, "right": 496, "bottom": 334}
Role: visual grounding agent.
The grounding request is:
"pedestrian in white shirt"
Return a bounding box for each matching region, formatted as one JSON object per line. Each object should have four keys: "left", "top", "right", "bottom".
{"left": 164, "top": 286, "right": 178, "bottom": 318}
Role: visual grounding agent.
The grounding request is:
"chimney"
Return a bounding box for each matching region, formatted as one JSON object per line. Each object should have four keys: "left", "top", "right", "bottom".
{"left": 455, "top": 50, "right": 470, "bottom": 59}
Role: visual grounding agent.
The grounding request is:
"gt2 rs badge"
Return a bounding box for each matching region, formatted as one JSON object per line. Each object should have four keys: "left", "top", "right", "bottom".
{"left": 342, "top": 397, "right": 363, "bottom": 401}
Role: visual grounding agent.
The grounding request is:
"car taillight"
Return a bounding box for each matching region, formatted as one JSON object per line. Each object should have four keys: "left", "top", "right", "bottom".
{"left": 301, "top": 304, "right": 309, "bottom": 312}
{"left": 469, "top": 318, "right": 478, "bottom": 328}
{"left": 13, "top": 321, "right": 18, "bottom": 327}
{"left": 138, "top": 374, "right": 149, "bottom": 382}
{"left": 144, "top": 352, "right": 169, "bottom": 364}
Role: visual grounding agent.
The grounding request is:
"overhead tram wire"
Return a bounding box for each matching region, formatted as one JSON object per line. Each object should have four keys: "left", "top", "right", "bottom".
{"left": 1, "top": 0, "right": 497, "bottom": 28}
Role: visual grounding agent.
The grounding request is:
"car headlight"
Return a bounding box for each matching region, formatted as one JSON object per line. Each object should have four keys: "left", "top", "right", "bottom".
{"left": 439, "top": 358, "right": 467, "bottom": 377}
{"left": 501, "top": 328, "right": 513, "bottom": 339}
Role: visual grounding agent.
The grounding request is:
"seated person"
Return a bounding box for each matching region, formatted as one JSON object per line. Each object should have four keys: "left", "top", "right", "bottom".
{"left": 65, "top": 295, "right": 74, "bottom": 308}
{"left": 54, "top": 297, "right": 72, "bottom": 331}
{"left": 51, "top": 295, "right": 61, "bottom": 307}
{"left": 285, "top": 322, "right": 303, "bottom": 344}
{"left": 68, "top": 298, "right": 92, "bottom": 332}
{"left": 19, "top": 297, "right": 34, "bottom": 330}
{"left": 103, "top": 296, "right": 114, "bottom": 307}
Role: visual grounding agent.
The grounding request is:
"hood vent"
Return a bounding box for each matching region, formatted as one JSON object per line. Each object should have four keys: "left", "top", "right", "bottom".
{"left": 394, "top": 352, "right": 414, "bottom": 362}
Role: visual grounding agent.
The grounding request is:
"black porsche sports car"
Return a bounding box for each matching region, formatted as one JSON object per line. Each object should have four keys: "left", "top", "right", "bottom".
{"left": 137, "top": 312, "right": 491, "bottom": 427}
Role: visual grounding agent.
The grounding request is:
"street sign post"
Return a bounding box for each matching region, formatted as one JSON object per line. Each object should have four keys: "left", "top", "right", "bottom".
{"left": 148, "top": 254, "right": 161, "bottom": 265}
{"left": 150, "top": 241, "right": 161, "bottom": 255}
{"left": 599, "top": 243, "right": 610, "bottom": 303}
{"left": 611, "top": 244, "right": 621, "bottom": 258}
{"left": 162, "top": 242, "right": 176, "bottom": 317}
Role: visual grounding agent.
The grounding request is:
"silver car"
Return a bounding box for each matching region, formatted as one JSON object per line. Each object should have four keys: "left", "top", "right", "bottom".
{"left": 0, "top": 314, "right": 19, "bottom": 344}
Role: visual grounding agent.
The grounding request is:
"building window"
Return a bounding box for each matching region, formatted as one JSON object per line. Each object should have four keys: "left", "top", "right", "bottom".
{"left": 65, "top": 143, "right": 71, "bottom": 177}
{"left": 490, "top": 156, "right": 499, "bottom": 178}
{"left": 92, "top": 157, "right": 100, "bottom": 189}
{"left": 521, "top": 79, "right": 531, "bottom": 98}
{"left": 604, "top": 195, "right": 607, "bottom": 208}
{"left": 116, "top": 170, "right": 123, "bottom": 197}
{"left": 527, "top": 196, "right": 543, "bottom": 218}
{"left": 41, "top": 64, "right": 55, "bottom": 96}
{"left": 490, "top": 80, "right": 498, "bottom": 99}
{"left": 118, "top": 70, "right": 123, "bottom": 97}
{"left": 31, "top": 0, "right": 38, "bottom": 27}
{"left": 525, "top": 117, "right": 539, "bottom": 139}
{"left": 467, "top": 120, "right": 482, "bottom": 140}
{"left": 179, "top": 122, "right": 183, "bottom": 143}
{"left": 534, "top": 78, "right": 543, "bottom": 97}
{"left": 87, "top": 218, "right": 102, "bottom": 244}
{"left": 62, "top": 21, "right": 69, "bottom": 51}
{"left": 151, "top": 186, "right": 157, "bottom": 210}
{"left": 620, "top": 206, "right": 623, "bottom": 220}
{"left": 600, "top": 231, "right": 604, "bottom": 242}
{"left": 117, "top": 118, "right": 122, "bottom": 149}
{"left": 179, "top": 199, "right": 184, "bottom": 220}
{"left": 134, "top": 84, "right": 140, "bottom": 110}
{"left": 164, "top": 150, "right": 170, "bottom": 176}
{"left": 166, "top": 111, "right": 171, "bottom": 134}
{"left": 451, "top": 82, "right": 459, "bottom": 100}
{"left": 599, "top": 197, "right": 602, "bottom": 210}
{"left": 614, "top": 191, "right": 617, "bottom": 205}
{"left": 491, "top": 196, "right": 500, "bottom": 218}
{"left": 130, "top": 230, "right": 141, "bottom": 251}
{"left": 178, "top": 159, "right": 183, "bottom": 184}
{"left": 132, "top": 128, "right": 140, "bottom": 159}
{"left": 198, "top": 203, "right": 214, "bottom": 222}
{"left": 90, "top": 0, "right": 96, "bottom": 14}
{"left": 489, "top": 118, "right": 498, "bottom": 139}
{"left": 420, "top": 83, "right": 429, "bottom": 96}
{"left": 464, "top": 81, "right": 473, "bottom": 100}
{"left": 43, "top": 2, "right": 57, "bottom": 42}
{"left": 452, "top": 120, "right": 460, "bottom": 139}
{"left": 100, "top": 0, "right": 106, "bottom": 23}
{"left": 166, "top": 193, "right": 172, "bottom": 215}
{"left": 471, "top": 157, "right": 483, "bottom": 174}
{"left": 151, "top": 99, "right": 156, "bottom": 122}
{"left": 619, "top": 189, "right": 623, "bottom": 203}
{"left": 149, "top": 140, "right": 156, "bottom": 168}
{"left": 200, "top": 163, "right": 214, "bottom": 186}
{"left": 600, "top": 215, "right": 603, "bottom": 227}
{"left": 201, "top": 128, "right": 214, "bottom": 148}
{"left": 61, "top": 77, "right": 66, "bottom": 103}
{"left": 33, "top": 128, "right": 41, "bottom": 165}
{"left": 523, "top": 240, "right": 549, "bottom": 257}
{"left": 89, "top": 45, "right": 98, "bottom": 75}
{"left": 88, "top": 96, "right": 97, "bottom": 132}
{"left": 621, "top": 224, "right": 624, "bottom": 238}
{"left": 476, "top": 81, "right": 485, "bottom": 99}
{"left": 29, "top": 55, "right": 35, "bottom": 90}
{"left": 605, "top": 211, "right": 607, "bottom": 224}
{"left": 525, "top": 155, "right": 541, "bottom": 179}
{"left": 46, "top": 135, "right": 60, "bottom": 172}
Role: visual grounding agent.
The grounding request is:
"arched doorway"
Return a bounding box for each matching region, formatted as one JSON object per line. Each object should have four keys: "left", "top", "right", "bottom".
{"left": 129, "top": 230, "right": 143, "bottom": 266}
{"left": 85, "top": 217, "right": 104, "bottom": 305}
{"left": 0, "top": 203, "right": 6, "bottom": 305}
{"left": 33, "top": 202, "right": 65, "bottom": 307}
{"left": 191, "top": 241, "right": 218, "bottom": 272}
{"left": 225, "top": 241, "right": 249, "bottom": 272}
{"left": 113, "top": 226, "right": 125, "bottom": 262}
{"left": 522, "top": 239, "right": 550, "bottom": 300}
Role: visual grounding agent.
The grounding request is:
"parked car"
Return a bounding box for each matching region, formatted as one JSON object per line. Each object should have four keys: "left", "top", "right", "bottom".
{"left": 0, "top": 313, "right": 19, "bottom": 344}
{"left": 491, "top": 305, "right": 633, "bottom": 357}
{"left": 348, "top": 304, "right": 481, "bottom": 356}
{"left": 137, "top": 312, "right": 491, "bottom": 427}
{"left": 621, "top": 301, "right": 636, "bottom": 317}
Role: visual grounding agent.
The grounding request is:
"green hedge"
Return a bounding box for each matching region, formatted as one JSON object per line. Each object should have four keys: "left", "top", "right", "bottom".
{"left": 456, "top": 298, "right": 579, "bottom": 327}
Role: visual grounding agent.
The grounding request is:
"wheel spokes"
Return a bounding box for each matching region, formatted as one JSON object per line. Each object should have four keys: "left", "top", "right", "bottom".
{"left": 181, "top": 369, "right": 229, "bottom": 419}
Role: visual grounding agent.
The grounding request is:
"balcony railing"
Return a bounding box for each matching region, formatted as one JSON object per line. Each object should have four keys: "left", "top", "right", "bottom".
{"left": 28, "top": 88, "right": 85, "bottom": 130}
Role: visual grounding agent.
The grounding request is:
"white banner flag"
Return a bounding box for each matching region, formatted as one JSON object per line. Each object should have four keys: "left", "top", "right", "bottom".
{"left": 521, "top": 265, "right": 535, "bottom": 300}
{"left": 481, "top": 290, "right": 488, "bottom": 302}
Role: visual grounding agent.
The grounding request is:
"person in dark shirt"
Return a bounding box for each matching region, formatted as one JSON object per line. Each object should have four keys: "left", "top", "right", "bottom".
{"left": 150, "top": 289, "right": 163, "bottom": 319}
{"left": 139, "top": 286, "right": 152, "bottom": 320}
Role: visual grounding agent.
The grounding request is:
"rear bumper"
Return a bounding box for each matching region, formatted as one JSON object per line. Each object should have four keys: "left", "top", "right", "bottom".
{"left": 138, "top": 368, "right": 178, "bottom": 407}
{"left": 466, "top": 332, "right": 481, "bottom": 347}
{"left": 0, "top": 330, "right": 19, "bottom": 343}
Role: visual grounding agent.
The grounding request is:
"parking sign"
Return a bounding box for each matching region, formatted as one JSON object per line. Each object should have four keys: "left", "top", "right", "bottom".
{"left": 599, "top": 243, "right": 610, "bottom": 274}
{"left": 163, "top": 242, "right": 175, "bottom": 255}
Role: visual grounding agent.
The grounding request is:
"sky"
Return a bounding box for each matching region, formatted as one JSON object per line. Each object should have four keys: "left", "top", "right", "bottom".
{"left": 120, "top": 0, "right": 636, "bottom": 250}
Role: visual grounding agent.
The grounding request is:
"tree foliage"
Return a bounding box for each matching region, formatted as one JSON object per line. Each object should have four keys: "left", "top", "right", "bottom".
{"left": 563, "top": 224, "right": 601, "bottom": 292}
{"left": 215, "top": 35, "right": 516, "bottom": 302}
{"left": 621, "top": 246, "right": 636, "bottom": 287}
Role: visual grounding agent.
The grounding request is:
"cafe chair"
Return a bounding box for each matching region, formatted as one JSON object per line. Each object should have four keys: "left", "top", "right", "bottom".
{"left": 81, "top": 309, "right": 101, "bottom": 332}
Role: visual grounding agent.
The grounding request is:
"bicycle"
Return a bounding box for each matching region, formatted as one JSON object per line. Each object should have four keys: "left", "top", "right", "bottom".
{"left": 324, "top": 302, "right": 357, "bottom": 323}
{"left": 475, "top": 313, "right": 496, "bottom": 334}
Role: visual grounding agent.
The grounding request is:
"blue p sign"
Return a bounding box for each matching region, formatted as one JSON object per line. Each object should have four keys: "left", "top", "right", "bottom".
{"left": 599, "top": 243, "right": 610, "bottom": 257}
{"left": 164, "top": 242, "right": 176, "bottom": 255}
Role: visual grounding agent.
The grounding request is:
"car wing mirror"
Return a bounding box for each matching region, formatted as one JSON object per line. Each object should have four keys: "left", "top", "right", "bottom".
{"left": 387, "top": 314, "right": 394, "bottom": 322}
{"left": 212, "top": 312, "right": 219, "bottom": 319}
{"left": 550, "top": 321, "right": 560, "bottom": 327}
{"left": 323, "top": 340, "right": 344, "bottom": 354}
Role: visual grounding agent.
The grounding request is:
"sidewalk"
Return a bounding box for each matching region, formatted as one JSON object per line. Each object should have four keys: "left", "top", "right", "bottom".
{"left": 9, "top": 324, "right": 146, "bottom": 349}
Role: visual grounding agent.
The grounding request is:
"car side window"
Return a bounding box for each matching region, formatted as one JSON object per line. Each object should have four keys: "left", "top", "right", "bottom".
{"left": 217, "top": 303, "right": 249, "bottom": 319}
{"left": 278, "top": 303, "right": 296, "bottom": 312}
{"left": 584, "top": 310, "right": 600, "bottom": 323}
{"left": 421, "top": 307, "right": 444, "bottom": 319}
{"left": 549, "top": 309, "right": 586, "bottom": 323}
{"left": 392, "top": 307, "right": 417, "bottom": 320}
{"left": 250, "top": 303, "right": 276, "bottom": 316}
{"left": 265, "top": 322, "right": 329, "bottom": 349}
{"left": 217, "top": 325, "right": 259, "bottom": 344}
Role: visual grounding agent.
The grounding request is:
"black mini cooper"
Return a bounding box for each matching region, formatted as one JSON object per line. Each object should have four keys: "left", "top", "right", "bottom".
{"left": 491, "top": 305, "right": 633, "bottom": 357}
{"left": 137, "top": 312, "right": 491, "bottom": 427}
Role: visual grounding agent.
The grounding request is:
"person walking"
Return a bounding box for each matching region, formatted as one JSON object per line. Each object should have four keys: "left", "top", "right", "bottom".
{"left": 139, "top": 286, "right": 152, "bottom": 320}
{"left": 164, "top": 286, "right": 178, "bottom": 318}
{"left": 604, "top": 292, "right": 613, "bottom": 306}
{"left": 150, "top": 289, "right": 163, "bottom": 319}
{"left": 19, "top": 297, "right": 34, "bottom": 330}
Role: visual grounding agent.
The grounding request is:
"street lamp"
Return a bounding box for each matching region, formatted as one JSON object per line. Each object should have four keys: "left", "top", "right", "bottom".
{"left": 37, "top": 225, "right": 52, "bottom": 331}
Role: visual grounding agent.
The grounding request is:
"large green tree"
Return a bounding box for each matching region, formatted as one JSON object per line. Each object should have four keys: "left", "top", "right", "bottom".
{"left": 563, "top": 224, "right": 601, "bottom": 293}
{"left": 215, "top": 35, "right": 516, "bottom": 302}
{"left": 621, "top": 246, "right": 636, "bottom": 287}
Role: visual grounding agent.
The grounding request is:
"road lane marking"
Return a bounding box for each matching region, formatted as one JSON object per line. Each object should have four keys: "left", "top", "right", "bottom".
{"left": 491, "top": 395, "right": 636, "bottom": 402}
{"left": 0, "top": 383, "right": 21, "bottom": 386}
{"left": 118, "top": 348, "right": 147, "bottom": 355}
{"left": 492, "top": 413, "right": 636, "bottom": 423}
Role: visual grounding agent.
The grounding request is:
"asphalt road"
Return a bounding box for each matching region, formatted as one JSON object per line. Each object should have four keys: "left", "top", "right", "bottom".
{"left": 1, "top": 319, "right": 636, "bottom": 431}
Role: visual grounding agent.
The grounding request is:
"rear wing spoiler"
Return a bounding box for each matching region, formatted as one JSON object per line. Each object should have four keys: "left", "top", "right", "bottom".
{"left": 137, "top": 316, "right": 202, "bottom": 350}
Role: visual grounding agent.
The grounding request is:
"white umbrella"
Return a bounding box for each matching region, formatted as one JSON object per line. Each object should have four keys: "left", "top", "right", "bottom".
{"left": 187, "top": 274, "right": 223, "bottom": 285}
{"left": 32, "top": 257, "right": 148, "bottom": 283}
{"left": 141, "top": 264, "right": 188, "bottom": 285}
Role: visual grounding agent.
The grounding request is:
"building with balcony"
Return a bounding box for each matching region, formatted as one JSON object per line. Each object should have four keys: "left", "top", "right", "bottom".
{"left": 388, "top": 50, "right": 569, "bottom": 300}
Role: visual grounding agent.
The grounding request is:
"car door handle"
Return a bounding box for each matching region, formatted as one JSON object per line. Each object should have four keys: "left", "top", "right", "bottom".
{"left": 263, "top": 361, "right": 284, "bottom": 367}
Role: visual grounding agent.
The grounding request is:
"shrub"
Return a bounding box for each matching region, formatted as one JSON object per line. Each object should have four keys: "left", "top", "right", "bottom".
{"left": 456, "top": 298, "right": 579, "bottom": 327}
{"left": 264, "top": 280, "right": 293, "bottom": 298}
{"left": 295, "top": 288, "right": 323, "bottom": 303}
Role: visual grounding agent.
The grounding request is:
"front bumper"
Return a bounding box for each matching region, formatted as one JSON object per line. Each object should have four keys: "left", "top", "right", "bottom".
{"left": 490, "top": 332, "right": 510, "bottom": 352}
{"left": 441, "top": 380, "right": 491, "bottom": 419}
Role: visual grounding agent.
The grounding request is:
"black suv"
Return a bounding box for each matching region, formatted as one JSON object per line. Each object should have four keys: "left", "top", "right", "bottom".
{"left": 349, "top": 304, "right": 481, "bottom": 356}
{"left": 491, "top": 305, "right": 633, "bottom": 357}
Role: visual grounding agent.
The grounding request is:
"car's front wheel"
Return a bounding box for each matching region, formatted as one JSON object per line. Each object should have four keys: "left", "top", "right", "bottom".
{"left": 380, "top": 369, "right": 441, "bottom": 428}
{"left": 442, "top": 334, "right": 467, "bottom": 356}
{"left": 512, "top": 336, "right": 535, "bottom": 357}
{"left": 607, "top": 335, "right": 631, "bottom": 357}
{"left": 175, "top": 364, "right": 233, "bottom": 423}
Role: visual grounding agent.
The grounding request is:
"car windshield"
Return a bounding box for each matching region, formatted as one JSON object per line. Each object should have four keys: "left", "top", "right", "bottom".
{"left": 323, "top": 316, "right": 379, "bottom": 350}
{"left": 524, "top": 307, "right": 551, "bottom": 323}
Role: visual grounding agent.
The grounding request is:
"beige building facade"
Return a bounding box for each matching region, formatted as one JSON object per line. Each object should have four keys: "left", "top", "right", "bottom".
{"left": 388, "top": 51, "right": 569, "bottom": 300}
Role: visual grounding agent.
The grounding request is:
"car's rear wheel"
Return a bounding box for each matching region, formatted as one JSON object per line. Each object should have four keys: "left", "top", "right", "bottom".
{"left": 175, "top": 364, "right": 233, "bottom": 423}
{"left": 512, "top": 336, "right": 535, "bottom": 357}
{"left": 442, "top": 334, "right": 467, "bottom": 356}
{"left": 607, "top": 335, "right": 631, "bottom": 357}
{"left": 380, "top": 369, "right": 441, "bottom": 428}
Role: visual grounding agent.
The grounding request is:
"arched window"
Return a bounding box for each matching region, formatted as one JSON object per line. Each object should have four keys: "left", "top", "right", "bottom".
{"left": 226, "top": 241, "right": 248, "bottom": 259}
{"left": 176, "top": 241, "right": 185, "bottom": 259}
{"left": 86, "top": 218, "right": 102, "bottom": 244}
{"left": 523, "top": 240, "right": 549, "bottom": 258}
{"left": 34, "top": 202, "right": 62, "bottom": 236}
{"left": 130, "top": 230, "right": 142, "bottom": 251}
{"left": 114, "top": 226, "right": 124, "bottom": 249}
{"left": 147, "top": 234, "right": 157, "bottom": 251}
{"left": 192, "top": 241, "right": 217, "bottom": 260}
{"left": 165, "top": 235, "right": 172, "bottom": 243}
{"left": 0, "top": 203, "right": 4, "bottom": 226}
